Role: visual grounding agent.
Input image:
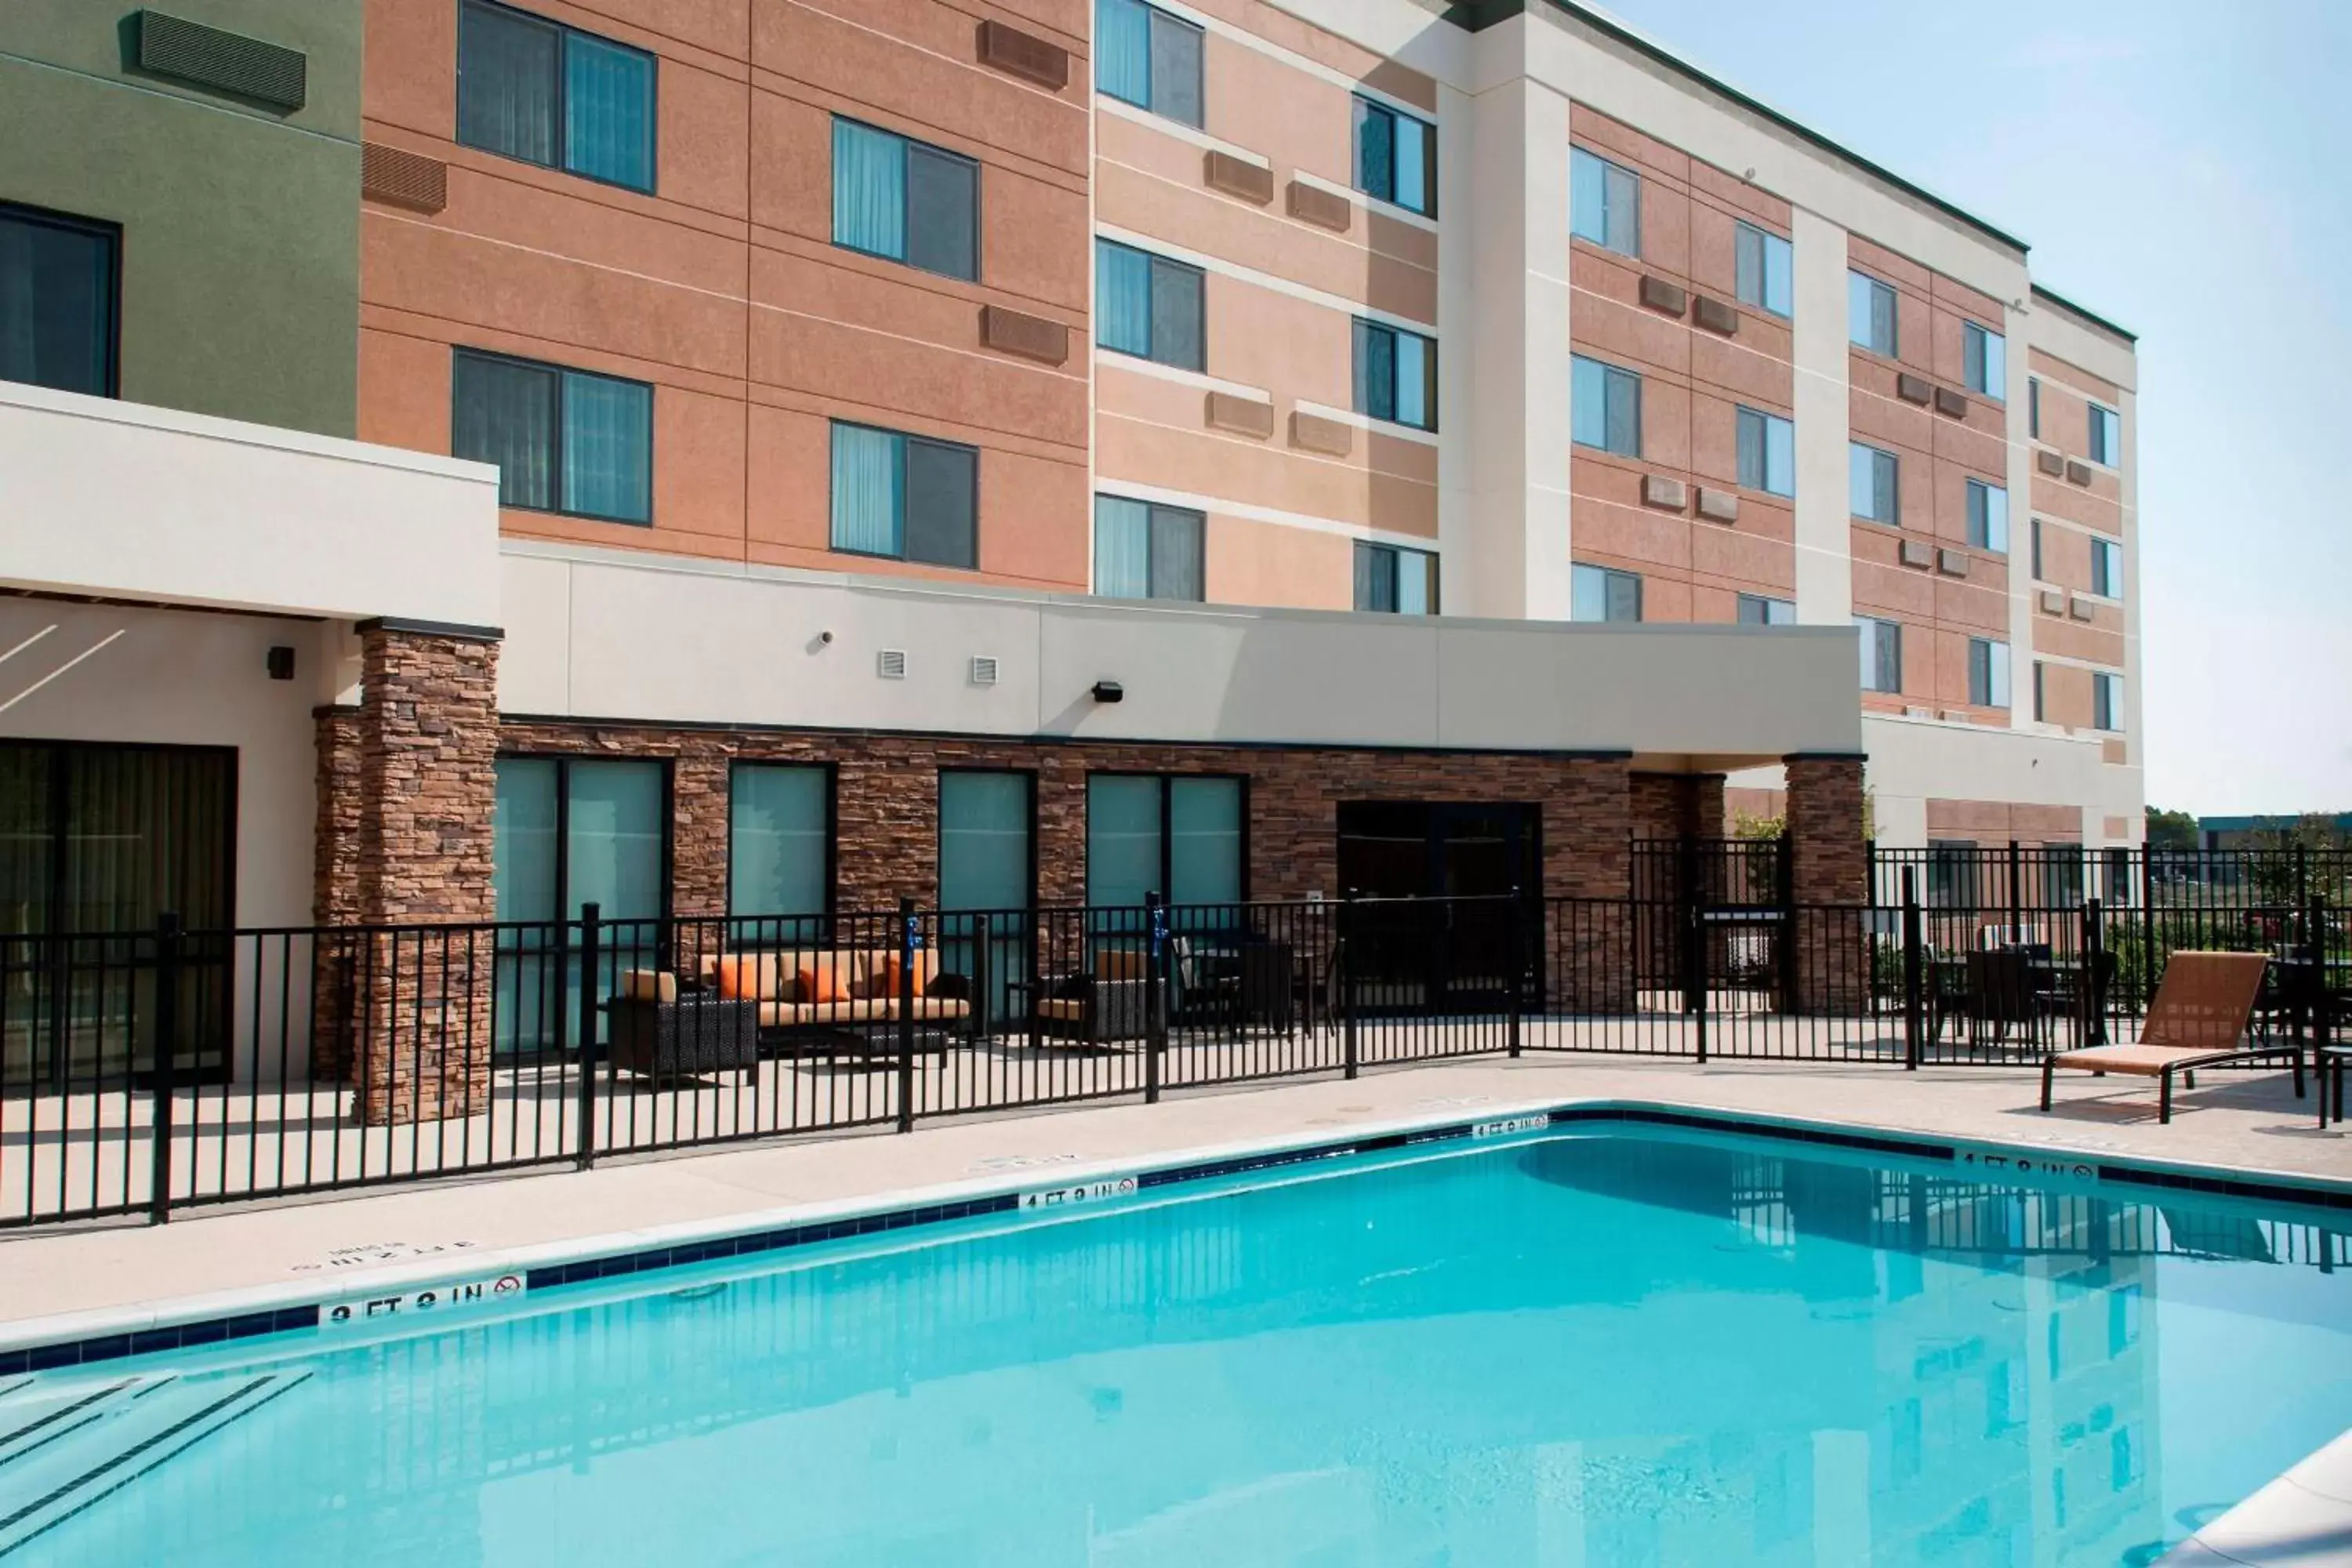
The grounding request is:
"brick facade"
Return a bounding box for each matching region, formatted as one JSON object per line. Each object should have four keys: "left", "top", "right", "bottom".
{"left": 1630, "top": 771, "right": 1728, "bottom": 841}
{"left": 1784, "top": 754, "right": 1871, "bottom": 1011}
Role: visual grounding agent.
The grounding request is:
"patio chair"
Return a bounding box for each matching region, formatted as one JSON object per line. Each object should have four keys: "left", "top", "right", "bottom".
{"left": 1033, "top": 947, "right": 1151, "bottom": 1047}
{"left": 2039, "top": 952, "right": 2303, "bottom": 1123}
{"left": 1963, "top": 949, "right": 2047, "bottom": 1052}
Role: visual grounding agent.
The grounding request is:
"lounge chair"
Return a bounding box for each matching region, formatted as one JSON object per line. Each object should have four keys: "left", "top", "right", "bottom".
{"left": 2039, "top": 951, "right": 2302, "bottom": 1123}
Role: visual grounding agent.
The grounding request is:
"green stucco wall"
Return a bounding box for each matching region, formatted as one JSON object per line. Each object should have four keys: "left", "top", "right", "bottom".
{"left": 0, "top": 2, "right": 361, "bottom": 437}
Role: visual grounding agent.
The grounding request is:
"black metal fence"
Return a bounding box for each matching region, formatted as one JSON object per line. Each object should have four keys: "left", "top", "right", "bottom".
{"left": 2, "top": 848, "right": 2341, "bottom": 1229}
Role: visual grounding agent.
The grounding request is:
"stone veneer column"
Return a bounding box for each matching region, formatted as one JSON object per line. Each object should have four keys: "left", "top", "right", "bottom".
{"left": 345, "top": 619, "right": 501, "bottom": 1124}
{"left": 1784, "top": 753, "right": 1870, "bottom": 1013}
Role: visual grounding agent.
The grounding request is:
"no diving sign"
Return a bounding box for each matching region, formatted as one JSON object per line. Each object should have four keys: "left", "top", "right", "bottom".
{"left": 322, "top": 1273, "right": 525, "bottom": 1328}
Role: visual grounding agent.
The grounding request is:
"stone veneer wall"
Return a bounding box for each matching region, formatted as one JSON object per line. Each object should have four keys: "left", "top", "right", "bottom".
{"left": 1629, "top": 772, "right": 1728, "bottom": 841}
{"left": 492, "top": 723, "right": 1641, "bottom": 912}
{"left": 311, "top": 625, "right": 501, "bottom": 1123}
{"left": 1784, "top": 754, "right": 1870, "bottom": 1011}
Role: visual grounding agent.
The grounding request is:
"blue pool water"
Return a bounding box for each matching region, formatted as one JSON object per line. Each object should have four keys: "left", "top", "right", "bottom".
{"left": 9, "top": 1127, "right": 2352, "bottom": 1566}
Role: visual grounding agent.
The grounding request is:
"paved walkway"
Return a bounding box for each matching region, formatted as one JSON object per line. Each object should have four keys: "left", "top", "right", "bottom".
{"left": 2, "top": 1052, "right": 2343, "bottom": 1339}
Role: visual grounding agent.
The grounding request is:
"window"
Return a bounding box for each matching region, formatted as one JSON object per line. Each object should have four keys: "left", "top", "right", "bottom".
{"left": 1849, "top": 442, "right": 1899, "bottom": 524}
{"left": 1855, "top": 615, "right": 1902, "bottom": 693}
{"left": 2028, "top": 377, "right": 2041, "bottom": 438}
{"left": 1968, "top": 637, "right": 2011, "bottom": 707}
{"left": 1087, "top": 774, "right": 1243, "bottom": 907}
{"left": 1962, "top": 321, "right": 2005, "bottom": 398}
{"left": 1965, "top": 478, "right": 2009, "bottom": 553}
{"left": 832, "top": 119, "right": 978, "bottom": 281}
{"left": 493, "top": 755, "right": 666, "bottom": 1050}
{"left": 2092, "top": 672, "right": 2122, "bottom": 731}
{"left": 1354, "top": 96, "right": 1434, "bottom": 216}
{"left": 452, "top": 349, "right": 652, "bottom": 523}
{"left": 1927, "top": 839, "right": 1982, "bottom": 909}
{"left": 1353, "top": 542, "right": 1437, "bottom": 615}
{"left": 1737, "top": 593, "right": 1795, "bottom": 626}
{"left": 1571, "top": 354, "right": 1641, "bottom": 457}
{"left": 1572, "top": 563, "right": 1642, "bottom": 623}
{"left": 2031, "top": 517, "right": 2044, "bottom": 579}
{"left": 829, "top": 421, "right": 978, "bottom": 568}
{"left": 1096, "top": 238, "right": 1203, "bottom": 371}
{"left": 0, "top": 203, "right": 118, "bottom": 397}
{"left": 1847, "top": 270, "right": 1897, "bottom": 357}
{"left": 1353, "top": 318, "right": 1437, "bottom": 430}
{"left": 940, "top": 770, "right": 1033, "bottom": 1014}
{"left": 1094, "top": 495, "right": 1204, "bottom": 601}
{"left": 1735, "top": 222, "right": 1792, "bottom": 318}
{"left": 728, "top": 764, "right": 830, "bottom": 921}
{"left": 1737, "top": 406, "right": 1795, "bottom": 496}
{"left": 457, "top": 0, "right": 655, "bottom": 192}
{"left": 2090, "top": 535, "right": 2123, "bottom": 597}
{"left": 2033, "top": 660, "right": 2046, "bottom": 721}
{"left": 1570, "top": 147, "right": 1639, "bottom": 256}
{"left": 1095, "top": 0, "right": 1202, "bottom": 128}
{"left": 2089, "top": 403, "right": 2122, "bottom": 466}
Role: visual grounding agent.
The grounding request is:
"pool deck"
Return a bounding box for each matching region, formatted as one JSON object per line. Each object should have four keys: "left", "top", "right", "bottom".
{"left": 2, "top": 1053, "right": 2345, "bottom": 1345}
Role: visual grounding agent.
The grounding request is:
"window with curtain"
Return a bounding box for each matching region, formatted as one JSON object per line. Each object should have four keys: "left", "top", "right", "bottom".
{"left": 2031, "top": 517, "right": 2045, "bottom": 579}
{"left": 940, "top": 772, "right": 1033, "bottom": 912}
{"left": 1353, "top": 96, "right": 1434, "bottom": 216}
{"left": 1854, "top": 615, "right": 1903, "bottom": 694}
{"left": 1571, "top": 354, "right": 1640, "bottom": 457}
{"left": 1736, "top": 406, "right": 1794, "bottom": 496}
{"left": 1086, "top": 774, "right": 1243, "bottom": 908}
{"left": 1094, "top": 0, "right": 1203, "bottom": 127}
{"left": 1965, "top": 478, "right": 2009, "bottom": 553}
{"left": 1570, "top": 147, "right": 1639, "bottom": 256}
{"left": 1849, "top": 441, "right": 1899, "bottom": 525}
{"left": 1094, "top": 495, "right": 1205, "bottom": 601}
{"left": 2034, "top": 659, "right": 2046, "bottom": 721}
{"left": 0, "top": 203, "right": 118, "bottom": 398}
{"left": 1735, "top": 221, "right": 1792, "bottom": 318}
{"left": 1737, "top": 594, "right": 1795, "bottom": 626}
{"left": 1847, "top": 270, "right": 1897, "bottom": 356}
{"left": 1571, "top": 563, "right": 1642, "bottom": 623}
{"left": 829, "top": 421, "right": 978, "bottom": 568}
{"left": 457, "top": 0, "right": 655, "bottom": 192}
{"left": 1353, "top": 542, "right": 1436, "bottom": 615}
{"left": 1095, "top": 239, "right": 1203, "bottom": 370}
{"left": 1968, "top": 637, "right": 2012, "bottom": 708}
{"left": 2091, "top": 535, "right": 2123, "bottom": 597}
{"left": 2093, "top": 672, "right": 2123, "bottom": 731}
{"left": 728, "top": 764, "right": 830, "bottom": 921}
{"left": 2089, "top": 403, "right": 2122, "bottom": 466}
{"left": 832, "top": 118, "right": 979, "bottom": 281}
{"left": 493, "top": 755, "right": 666, "bottom": 1051}
{"left": 452, "top": 350, "right": 652, "bottom": 523}
{"left": 1962, "top": 320, "right": 2006, "bottom": 399}
{"left": 1354, "top": 318, "right": 1436, "bottom": 430}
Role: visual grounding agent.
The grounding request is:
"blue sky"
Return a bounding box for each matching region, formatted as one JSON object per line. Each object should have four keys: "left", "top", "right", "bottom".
{"left": 1592, "top": 0, "right": 2350, "bottom": 816}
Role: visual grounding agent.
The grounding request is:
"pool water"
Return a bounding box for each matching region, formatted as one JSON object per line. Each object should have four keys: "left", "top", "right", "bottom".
{"left": 9, "top": 1127, "right": 2351, "bottom": 1567}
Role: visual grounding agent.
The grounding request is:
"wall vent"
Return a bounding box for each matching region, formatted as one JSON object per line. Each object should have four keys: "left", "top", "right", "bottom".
{"left": 969, "top": 655, "right": 1000, "bottom": 687}
{"left": 975, "top": 19, "right": 1070, "bottom": 89}
{"left": 136, "top": 10, "right": 307, "bottom": 110}
{"left": 362, "top": 143, "right": 448, "bottom": 213}
{"left": 877, "top": 649, "right": 908, "bottom": 680}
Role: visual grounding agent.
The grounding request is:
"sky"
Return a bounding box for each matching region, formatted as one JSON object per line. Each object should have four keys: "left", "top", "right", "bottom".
{"left": 1589, "top": 0, "right": 2351, "bottom": 817}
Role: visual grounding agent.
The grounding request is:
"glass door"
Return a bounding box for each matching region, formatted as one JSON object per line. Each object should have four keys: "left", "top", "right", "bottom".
{"left": 492, "top": 757, "right": 666, "bottom": 1054}
{"left": 0, "top": 741, "right": 234, "bottom": 1091}
{"left": 938, "top": 771, "right": 1032, "bottom": 1023}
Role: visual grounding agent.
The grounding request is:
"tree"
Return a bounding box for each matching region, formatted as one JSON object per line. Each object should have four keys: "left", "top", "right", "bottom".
{"left": 2144, "top": 807, "right": 2199, "bottom": 851}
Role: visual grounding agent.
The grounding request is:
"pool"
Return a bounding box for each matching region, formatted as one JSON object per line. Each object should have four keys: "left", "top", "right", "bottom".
{"left": 5, "top": 1123, "right": 2350, "bottom": 1566}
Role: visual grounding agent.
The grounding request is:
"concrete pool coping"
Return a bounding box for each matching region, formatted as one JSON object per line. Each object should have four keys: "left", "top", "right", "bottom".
{"left": 2, "top": 1058, "right": 2347, "bottom": 1370}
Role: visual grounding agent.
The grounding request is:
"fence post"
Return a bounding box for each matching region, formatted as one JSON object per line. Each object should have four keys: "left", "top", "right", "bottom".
{"left": 1901, "top": 869, "right": 1923, "bottom": 1070}
{"left": 974, "top": 912, "right": 992, "bottom": 1044}
{"left": 1341, "top": 889, "right": 1359, "bottom": 1080}
{"left": 1145, "top": 892, "right": 1166, "bottom": 1105}
{"left": 2304, "top": 893, "right": 2326, "bottom": 1047}
{"left": 2140, "top": 848, "right": 2158, "bottom": 1014}
{"left": 574, "top": 902, "right": 601, "bottom": 1171}
{"left": 148, "top": 913, "right": 183, "bottom": 1225}
{"left": 2007, "top": 840, "right": 2024, "bottom": 944}
{"left": 2084, "top": 895, "right": 2107, "bottom": 1047}
{"left": 1688, "top": 892, "right": 1708, "bottom": 1064}
{"left": 1507, "top": 886, "right": 1523, "bottom": 1058}
{"left": 896, "top": 898, "right": 918, "bottom": 1134}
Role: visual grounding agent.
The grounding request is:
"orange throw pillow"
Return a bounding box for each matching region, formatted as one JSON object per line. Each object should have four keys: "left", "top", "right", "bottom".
{"left": 713, "top": 956, "right": 751, "bottom": 1000}
{"left": 874, "top": 953, "right": 933, "bottom": 999}
{"left": 805, "top": 953, "right": 854, "bottom": 1004}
